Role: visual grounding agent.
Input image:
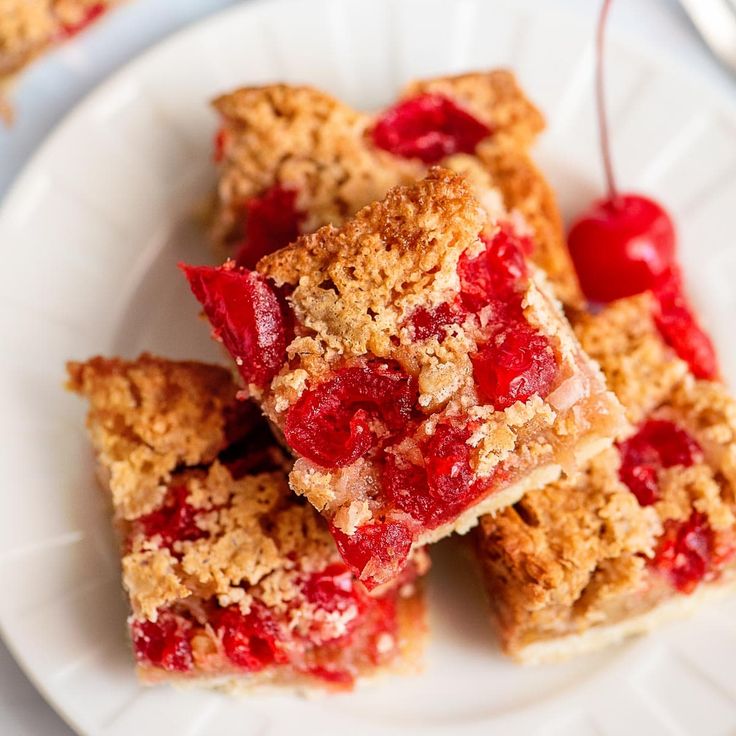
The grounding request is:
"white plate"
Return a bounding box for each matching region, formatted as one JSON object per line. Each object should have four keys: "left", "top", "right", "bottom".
{"left": 1, "top": 1, "right": 736, "bottom": 734}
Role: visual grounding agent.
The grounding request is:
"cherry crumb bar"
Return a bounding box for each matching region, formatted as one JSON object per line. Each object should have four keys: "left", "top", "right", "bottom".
{"left": 1, "top": 0, "right": 117, "bottom": 116}
{"left": 210, "top": 71, "right": 581, "bottom": 306}
{"left": 67, "top": 354, "right": 428, "bottom": 689}
{"left": 475, "top": 293, "right": 736, "bottom": 663}
{"left": 183, "top": 170, "right": 624, "bottom": 590}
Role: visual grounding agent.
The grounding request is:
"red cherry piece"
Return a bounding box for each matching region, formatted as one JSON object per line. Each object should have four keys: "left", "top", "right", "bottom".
{"left": 234, "top": 186, "right": 304, "bottom": 269}
{"left": 618, "top": 419, "right": 703, "bottom": 506}
{"left": 331, "top": 520, "right": 413, "bottom": 590}
{"left": 472, "top": 323, "right": 557, "bottom": 410}
{"left": 138, "top": 486, "right": 206, "bottom": 549}
{"left": 372, "top": 93, "right": 491, "bottom": 163}
{"left": 56, "top": 3, "right": 106, "bottom": 39}
{"left": 303, "top": 563, "right": 362, "bottom": 616}
{"left": 407, "top": 301, "right": 464, "bottom": 341}
{"left": 653, "top": 271, "right": 718, "bottom": 380}
{"left": 382, "top": 424, "right": 484, "bottom": 527}
{"left": 284, "top": 362, "right": 417, "bottom": 468}
{"left": 213, "top": 606, "right": 286, "bottom": 670}
{"left": 382, "top": 453, "right": 433, "bottom": 524}
{"left": 568, "top": 194, "right": 676, "bottom": 303}
{"left": 306, "top": 665, "right": 355, "bottom": 687}
{"left": 213, "top": 127, "right": 228, "bottom": 163}
{"left": 424, "top": 423, "right": 474, "bottom": 503}
{"left": 131, "top": 611, "right": 194, "bottom": 672}
{"left": 458, "top": 228, "right": 529, "bottom": 313}
{"left": 182, "top": 263, "right": 288, "bottom": 388}
{"left": 651, "top": 511, "right": 714, "bottom": 594}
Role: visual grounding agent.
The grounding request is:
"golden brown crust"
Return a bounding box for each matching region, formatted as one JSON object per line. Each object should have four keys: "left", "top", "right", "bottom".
{"left": 67, "top": 355, "right": 325, "bottom": 621}
{"left": 66, "top": 354, "right": 238, "bottom": 519}
{"left": 260, "top": 168, "right": 481, "bottom": 360}
{"left": 211, "top": 71, "right": 579, "bottom": 305}
{"left": 573, "top": 294, "right": 689, "bottom": 423}
{"left": 476, "top": 447, "right": 660, "bottom": 652}
{"left": 0, "top": 0, "right": 54, "bottom": 79}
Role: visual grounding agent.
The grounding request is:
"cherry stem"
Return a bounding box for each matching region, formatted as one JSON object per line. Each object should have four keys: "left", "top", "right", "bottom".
{"left": 596, "top": 0, "right": 619, "bottom": 203}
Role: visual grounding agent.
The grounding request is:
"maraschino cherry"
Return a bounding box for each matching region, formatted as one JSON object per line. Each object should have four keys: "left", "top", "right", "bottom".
{"left": 567, "top": 0, "right": 677, "bottom": 303}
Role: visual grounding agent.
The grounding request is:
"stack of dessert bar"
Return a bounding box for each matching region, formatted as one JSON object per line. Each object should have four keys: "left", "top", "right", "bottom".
{"left": 68, "top": 71, "right": 736, "bottom": 691}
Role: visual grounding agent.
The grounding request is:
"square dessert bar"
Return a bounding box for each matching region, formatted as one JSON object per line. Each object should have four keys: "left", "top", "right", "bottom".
{"left": 476, "top": 294, "right": 736, "bottom": 663}
{"left": 210, "top": 71, "right": 580, "bottom": 306}
{"left": 1, "top": 0, "right": 117, "bottom": 109}
{"left": 184, "top": 170, "right": 624, "bottom": 589}
{"left": 67, "top": 354, "right": 428, "bottom": 688}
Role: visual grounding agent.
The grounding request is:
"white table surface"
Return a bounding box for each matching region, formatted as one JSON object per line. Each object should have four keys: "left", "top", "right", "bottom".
{"left": 0, "top": 0, "right": 733, "bottom": 733}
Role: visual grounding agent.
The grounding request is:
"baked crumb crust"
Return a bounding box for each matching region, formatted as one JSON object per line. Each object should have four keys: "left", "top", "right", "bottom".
{"left": 67, "top": 354, "right": 238, "bottom": 519}
{"left": 477, "top": 297, "right": 736, "bottom": 660}
{"left": 211, "top": 71, "right": 581, "bottom": 305}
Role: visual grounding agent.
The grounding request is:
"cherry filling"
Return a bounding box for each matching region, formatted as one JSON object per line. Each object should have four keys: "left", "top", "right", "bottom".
{"left": 213, "top": 127, "right": 229, "bottom": 163}
{"left": 284, "top": 362, "right": 418, "bottom": 468}
{"left": 372, "top": 93, "right": 491, "bottom": 163}
{"left": 56, "top": 3, "right": 106, "bottom": 39}
{"left": 383, "top": 424, "right": 496, "bottom": 529}
{"left": 653, "top": 271, "right": 718, "bottom": 380}
{"left": 234, "top": 186, "right": 304, "bottom": 269}
{"left": 458, "top": 227, "right": 529, "bottom": 314}
{"left": 457, "top": 228, "right": 557, "bottom": 408}
{"left": 182, "top": 262, "right": 289, "bottom": 388}
{"left": 132, "top": 611, "right": 194, "bottom": 673}
{"left": 618, "top": 419, "right": 703, "bottom": 506}
{"left": 651, "top": 511, "right": 715, "bottom": 594}
{"left": 472, "top": 324, "right": 557, "bottom": 411}
{"left": 303, "top": 563, "right": 362, "bottom": 615}
{"left": 407, "top": 301, "right": 465, "bottom": 341}
{"left": 137, "top": 486, "right": 206, "bottom": 550}
{"left": 331, "top": 520, "right": 413, "bottom": 590}
{"left": 212, "top": 605, "right": 287, "bottom": 671}
{"left": 424, "top": 423, "right": 475, "bottom": 505}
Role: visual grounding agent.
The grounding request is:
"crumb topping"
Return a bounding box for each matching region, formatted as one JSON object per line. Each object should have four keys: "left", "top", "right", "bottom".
{"left": 213, "top": 84, "right": 420, "bottom": 243}
{"left": 66, "top": 354, "right": 237, "bottom": 519}
{"left": 477, "top": 447, "right": 661, "bottom": 639}
{"left": 260, "top": 168, "right": 482, "bottom": 358}
{"left": 574, "top": 294, "right": 689, "bottom": 423}
{"left": 1, "top": 0, "right": 115, "bottom": 83}
{"left": 0, "top": 1, "right": 54, "bottom": 76}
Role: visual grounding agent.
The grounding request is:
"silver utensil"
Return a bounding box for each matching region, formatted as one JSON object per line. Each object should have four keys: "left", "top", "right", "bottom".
{"left": 679, "top": 0, "right": 736, "bottom": 75}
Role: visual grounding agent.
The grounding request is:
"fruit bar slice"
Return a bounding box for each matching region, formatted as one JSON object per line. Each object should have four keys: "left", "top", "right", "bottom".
{"left": 184, "top": 169, "right": 624, "bottom": 589}
{"left": 1, "top": 0, "right": 118, "bottom": 116}
{"left": 67, "top": 354, "right": 428, "bottom": 688}
{"left": 476, "top": 294, "right": 736, "bottom": 663}
{"left": 210, "top": 71, "right": 580, "bottom": 305}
